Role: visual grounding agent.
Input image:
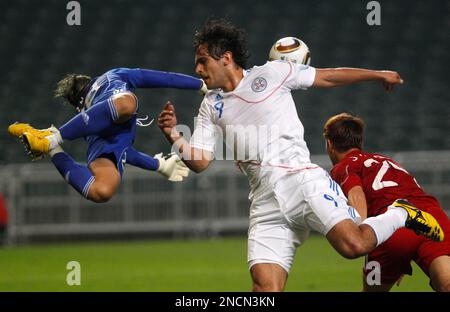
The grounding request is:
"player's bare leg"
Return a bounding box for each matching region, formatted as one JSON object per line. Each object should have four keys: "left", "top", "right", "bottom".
{"left": 328, "top": 199, "right": 444, "bottom": 259}
{"left": 429, "top": 255, "right": 450, "bottom": 292}
{"left": 326, "top": 219, "right": 377, "bottom": 259}
{"left": 250, "top": 263, "right": 287, "bottom": 292}
{"left": 111, "top": 93, "right": 137, "bottom": 123}
{"left": 10, "top": 93, "right": 137, "bottom": 155}
{"left": 87, "top": 157, "right": 121, "bottom": 203}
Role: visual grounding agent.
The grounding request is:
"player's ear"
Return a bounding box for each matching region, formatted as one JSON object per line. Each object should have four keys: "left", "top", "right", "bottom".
{"left": 326, "top": 139, "right": 333, "bottom": 152}
{"left": 222, "top": 51, "right": 233, "bottom": 66}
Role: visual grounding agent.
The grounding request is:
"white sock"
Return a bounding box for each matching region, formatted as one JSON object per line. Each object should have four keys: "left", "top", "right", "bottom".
{"left": 48, "top": 132, "right": 63, "bottom": 150}
{"left": 361, "top": 207, "right": 407, "bottom": 246}
{"left": 49, "top": 145, "right": 64, "bottom": 157}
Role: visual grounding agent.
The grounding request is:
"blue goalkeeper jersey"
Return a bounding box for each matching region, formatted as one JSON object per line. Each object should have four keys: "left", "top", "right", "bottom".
{"left": 84, "top": 68, "right": 201, "bottom": 176}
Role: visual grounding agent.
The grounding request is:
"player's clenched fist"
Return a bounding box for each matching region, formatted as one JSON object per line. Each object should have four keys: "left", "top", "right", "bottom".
{"left": 158, "top": 101, "right": 178, "bottom": 138}
{"left": 378, "top": 70, "right": 404, "bottom": 92}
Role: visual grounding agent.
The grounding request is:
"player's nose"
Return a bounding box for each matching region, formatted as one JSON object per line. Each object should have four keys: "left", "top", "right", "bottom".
{"left": 195, "top": 64, "right": 203, "bottom": 76}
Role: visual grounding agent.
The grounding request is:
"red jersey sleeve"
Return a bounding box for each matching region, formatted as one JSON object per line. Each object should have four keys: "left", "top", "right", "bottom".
{"left": 331, "top": 156, "right": 363, "bottom": 197}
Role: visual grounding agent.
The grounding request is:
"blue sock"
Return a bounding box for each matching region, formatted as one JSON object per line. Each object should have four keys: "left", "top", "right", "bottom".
{"left": 59, "top": 98, "right": 119, "bottom": 141}
{"left": 125, "top": 147, "right": 159, "bottom": 171}
{"left": 51, "top": 152, "right": 95, "bottom": 198}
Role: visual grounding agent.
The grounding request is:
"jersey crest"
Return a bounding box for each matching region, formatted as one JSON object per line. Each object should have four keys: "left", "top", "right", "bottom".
{"left": 251, "top": 77, "right": 267, "bottom": 92}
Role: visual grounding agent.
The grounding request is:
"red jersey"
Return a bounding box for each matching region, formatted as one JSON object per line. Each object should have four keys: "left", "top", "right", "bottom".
{"left": 0, "top": 193, "right": 7, "bottom": 226}
{"left": 331, "top": 150, "right": 436, "bottom": 217}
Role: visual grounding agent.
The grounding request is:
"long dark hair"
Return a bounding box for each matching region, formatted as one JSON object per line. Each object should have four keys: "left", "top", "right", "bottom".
{"left": 194, "top": 18, "right": 250, "bottom": 69}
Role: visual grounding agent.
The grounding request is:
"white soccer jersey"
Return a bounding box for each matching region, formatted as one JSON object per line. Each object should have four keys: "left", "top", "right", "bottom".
{"left": 190, "top": 60, "right": 316, "bottom": 196}
{"left": 190, "top": 61, "right": 362, "bottom": 273}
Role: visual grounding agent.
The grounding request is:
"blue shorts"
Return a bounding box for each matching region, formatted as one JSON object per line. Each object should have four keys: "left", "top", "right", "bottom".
{"left": 86, "top": 118, "right": 136, "bottom": 178}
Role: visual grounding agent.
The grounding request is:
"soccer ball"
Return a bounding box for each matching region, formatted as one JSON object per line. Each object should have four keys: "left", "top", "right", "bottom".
{"left": 268, "top": 37, "right": 311, "bottom": 65}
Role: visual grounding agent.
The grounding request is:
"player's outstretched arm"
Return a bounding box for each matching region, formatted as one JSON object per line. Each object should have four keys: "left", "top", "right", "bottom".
{"left": 125, "top": 147, "right": 189, "bottom": 182}
{"left": 157, "top": 101, "right": 212, "bottom": 173}
{"left": 125, "top": 147, "right": 159, "bottom": 170}
{"left": 313, "top": 68, "right": 404, "bottom": 91}
{"left": 113, "top": 68, "right": 206, "bottom": 93}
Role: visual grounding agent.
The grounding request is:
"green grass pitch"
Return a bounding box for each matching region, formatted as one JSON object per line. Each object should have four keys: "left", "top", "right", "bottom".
{"left": 0, "top": 235, "right": 431, "bottom": 291}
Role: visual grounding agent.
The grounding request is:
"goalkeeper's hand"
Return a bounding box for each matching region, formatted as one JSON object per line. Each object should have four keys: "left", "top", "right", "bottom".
{"left": 199, "top": 79, "right": 208, "bottom": 95}
{"left": 154, "top": 152, "right": 189, "bottom": 182}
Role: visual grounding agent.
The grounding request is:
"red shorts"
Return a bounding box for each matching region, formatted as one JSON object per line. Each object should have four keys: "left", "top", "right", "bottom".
{"left": 363, "top": 197, "right": 450, "bottom": 285}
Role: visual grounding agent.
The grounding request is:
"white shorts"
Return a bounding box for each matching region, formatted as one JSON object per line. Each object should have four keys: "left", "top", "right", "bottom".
{"left": 248, "top": 167, "right": 361, "bottom": 273}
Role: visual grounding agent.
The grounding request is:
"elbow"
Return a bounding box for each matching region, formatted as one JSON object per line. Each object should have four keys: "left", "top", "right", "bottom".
{"left": 186, "top": 149, "right": 211, "bottom": 173}
{"left": 190, "top": 160, "right": 210, "bottom": 174}
{"left": 191, "top": 167, "right": 204, "bottom": 174}
{"left": 191, "top": 165, "right": 208, "bottom": 174}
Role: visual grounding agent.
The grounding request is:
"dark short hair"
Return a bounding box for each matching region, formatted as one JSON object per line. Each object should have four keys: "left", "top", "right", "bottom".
{"left": 194, "top": 18, "right": 250, "bottom": 68}
{"left": 323, "top": 113, "right": 365, "bottom": 152}
{"left": 54, "top": 73, "right": 92, "bottom": 109}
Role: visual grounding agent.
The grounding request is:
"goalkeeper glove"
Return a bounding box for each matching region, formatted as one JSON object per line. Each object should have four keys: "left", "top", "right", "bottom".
{"left": 154, "top": 152, "right": 189, "bottom": 182}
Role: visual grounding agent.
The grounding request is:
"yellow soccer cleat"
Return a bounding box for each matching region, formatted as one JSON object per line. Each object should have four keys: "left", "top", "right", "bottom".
{"left": 9, "top": 122, "right": 56, "bottom": 161}
{"left": 392, "top": 199, "right": 444, "bottom": 242}
{"left": 8, "top": 122, "right": 53, "bottom": 138}
{"left": 20, "top": 131, "right": 51, "bottom": 154}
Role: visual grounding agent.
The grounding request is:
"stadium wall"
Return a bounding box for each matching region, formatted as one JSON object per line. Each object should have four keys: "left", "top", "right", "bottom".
{"left": 1, "top": 151, "right": 449, "bottom": 244}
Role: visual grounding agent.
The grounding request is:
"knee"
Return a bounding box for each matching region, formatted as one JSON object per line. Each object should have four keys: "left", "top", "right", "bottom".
{"left": 252, "top": 281, "right": 283, "bottom": 292}
{"left": 250, "top": 264, "right": 286, "bottom": 292}
{"left": 88, "top": 184, "right": 114, "bottom": 203}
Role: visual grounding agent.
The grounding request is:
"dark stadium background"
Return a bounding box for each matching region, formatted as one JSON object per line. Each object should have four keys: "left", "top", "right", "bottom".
{"left": 0, "top": 0, "right": 448, "bottom": 164}
{"left": 0, "top": 0, "right": 449, "bottom": 292}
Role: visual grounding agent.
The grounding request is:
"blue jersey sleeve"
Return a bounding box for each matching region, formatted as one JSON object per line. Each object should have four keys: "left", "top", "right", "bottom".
{"left": 112, "top": 68, "right": 202, "bottom": 90}
{"left": 125, "top": 146, "right": 159, "bottom": 171}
